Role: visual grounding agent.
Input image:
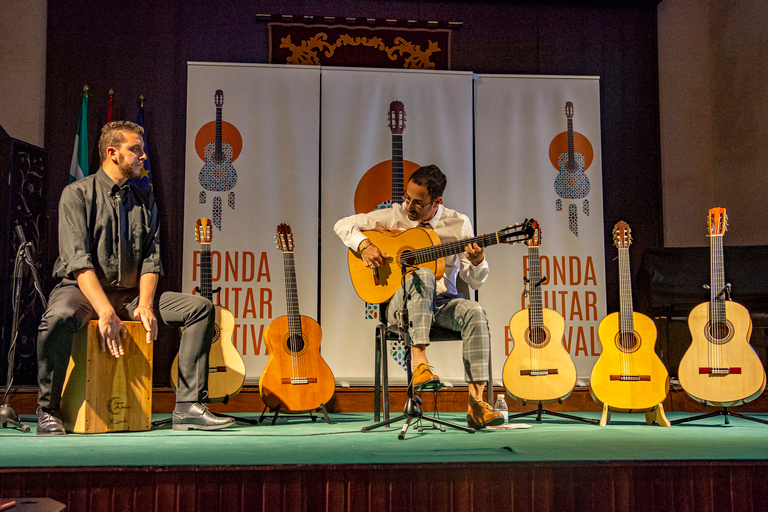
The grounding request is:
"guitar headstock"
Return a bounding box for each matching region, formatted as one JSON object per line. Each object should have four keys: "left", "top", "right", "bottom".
{"left": 612, "top": 221, "right": 632, "bottom": 249}
{"left": 388, "top": 101, "right": 406, "bottom": 135}
{"left": 498, "top": 218, "right": 536, "bottom": 245}
{"left": 708, "top": 207, "right": 728, "bottom": 236}
{"left": 565, "top": 101, "right": 574, "bottom": 119}
{"left": 276, "top": 223, "right": 294, "bottom": 252}
{"left": 195, "top": 218, "right": 212, "bottom": 244}
{"left": 215, "top": 89, "right": 224, "bottom": 108}
{"left": 527, "top": 220, "right": 541, "bottom": 247}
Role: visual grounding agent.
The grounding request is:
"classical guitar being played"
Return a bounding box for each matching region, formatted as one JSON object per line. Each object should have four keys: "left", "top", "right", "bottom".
{"left": 503, "top": 221, "right": 577, "bottom": 404}
{"left": 677, "top": 207, "right": 766, "bottom": 407}
{"left": 347, "top": 220, "right": 536, "bottom": 305}
{"left": 259, "top": 224, "right": 336, "bottom": 414}
{"left": 589, "top": 221, "right": 670, "bottom": 427}
{"left": 171, "top": 218, "right": 246, "bottom": 403}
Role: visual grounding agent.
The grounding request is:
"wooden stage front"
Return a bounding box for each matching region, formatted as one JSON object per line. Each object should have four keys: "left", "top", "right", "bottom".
{"left": 2, "top": 387, "right": 768, "bottom": 512}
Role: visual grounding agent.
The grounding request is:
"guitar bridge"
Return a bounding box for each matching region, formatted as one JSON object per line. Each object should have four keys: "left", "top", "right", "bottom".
{"left": 281, "top": 377, "right": 317, "bottom": 385}
{"left": 609, "top": 375, "right": 651, "bottom": 381}
{"left": 699, "top": 367, "right": 741, "bottom": 375}
{"left": 520, "top": 369, "right": 560, "bottom": 376}
{"left": 208, "top": 366, "right": 228, "bottom": 373}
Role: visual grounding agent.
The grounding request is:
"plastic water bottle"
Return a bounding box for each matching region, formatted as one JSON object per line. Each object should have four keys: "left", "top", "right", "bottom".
{"left": 494, "top": 394, "right": 508, "bottom": 425}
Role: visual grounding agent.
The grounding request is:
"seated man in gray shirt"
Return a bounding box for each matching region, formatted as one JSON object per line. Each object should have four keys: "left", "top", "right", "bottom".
{"left": 36, "top": 120, "right": 234, "bottom": 435}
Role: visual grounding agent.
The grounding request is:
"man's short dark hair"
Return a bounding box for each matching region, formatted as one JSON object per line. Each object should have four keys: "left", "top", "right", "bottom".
{"left": 99, "top": 121, "right": 144, "bottom": 163}
{"left": 408, "top": 164, "right": 447, "bottom": 200}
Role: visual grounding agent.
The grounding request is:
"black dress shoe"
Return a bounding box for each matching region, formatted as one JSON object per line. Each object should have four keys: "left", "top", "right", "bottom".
{"left": 172, "top": 403, "right": 235, "bottom": 431}
{"left": 37, "top": 406, "right": 66, "bottom": 436}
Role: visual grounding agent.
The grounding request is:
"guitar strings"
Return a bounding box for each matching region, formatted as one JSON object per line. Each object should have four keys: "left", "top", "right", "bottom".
{"left": 618, "top": 247, "right": 635, "bottom": 379}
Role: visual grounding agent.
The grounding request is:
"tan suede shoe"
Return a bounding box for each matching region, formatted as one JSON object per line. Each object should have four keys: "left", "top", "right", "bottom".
{"left": 412, "top": 363, "right": 440, "bottom": 387}
{"left": 467, "top": 400, "right": 504, "bottom": 429}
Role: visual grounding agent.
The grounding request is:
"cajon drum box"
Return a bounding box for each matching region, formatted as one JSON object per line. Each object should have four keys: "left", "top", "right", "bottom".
{"left": 61, "top": 321, "right": 153, "bottom": 433}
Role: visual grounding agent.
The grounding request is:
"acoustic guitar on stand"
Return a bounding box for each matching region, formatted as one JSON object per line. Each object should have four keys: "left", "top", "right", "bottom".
{"left": 589, "top": 221, "right": 670, "bottom": 427}
{"left": 677, "top": 207, "right": 766, "bottom": 407}
{"left": 347, "top": 220, "right": 536, "bottom": 305}
{"left": 503, "top": 221, "right": 577, "bottom": 404}
{"left": 171, "top": 218, "right": 246, "bottom": 403}
{"left": 259, "top": 224, "right": 335, "bottom": 414}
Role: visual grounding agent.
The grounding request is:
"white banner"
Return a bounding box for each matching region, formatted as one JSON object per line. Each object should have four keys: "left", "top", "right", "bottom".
{"left": 320, "top": 67, "right": 475, "bottom": 386}
{"left": 184, "top": 63, "right": 320, "bottom": 384}
{"left": 474, "top": 75, "right": 606, "bottom": 386}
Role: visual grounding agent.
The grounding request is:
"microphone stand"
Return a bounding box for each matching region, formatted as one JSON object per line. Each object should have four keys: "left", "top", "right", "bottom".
{"left": 1, "top": 226, "right": 47, "bottom": 433}
{"left": 362, "top": 262, "right": 475, "bottom": 440}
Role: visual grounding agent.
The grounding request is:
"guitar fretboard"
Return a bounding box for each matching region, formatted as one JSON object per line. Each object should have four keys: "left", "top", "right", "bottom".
{"left": 391, "top": 134, "right": 404, "bottom": 201}
{"left": 709, "top": 232, "right": 727, "bottom": 325}
{"left": 527, "top": 245, "right": 543, "bottom": 329}
{"left": 617, "top": 247, "right": 635, "bottom": 336}
{"left": 200, "top": 243, "right": 213, "bottom": 302}
{"left": 283, "top": 251, "right": 303, "bottom": 341}
{"left": 215, "top": 106, "right": 222, "bottom": 161}
{"left": 400, "top": 231, "right": 501, "bottom": 267}
{"left": 566, "top": 118, "right": 576, "bottom": 171}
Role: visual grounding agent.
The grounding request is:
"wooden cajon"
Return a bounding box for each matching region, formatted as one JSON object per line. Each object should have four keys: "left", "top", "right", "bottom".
{"left": 61, "top": 320, "right": 153, "bottom": 433}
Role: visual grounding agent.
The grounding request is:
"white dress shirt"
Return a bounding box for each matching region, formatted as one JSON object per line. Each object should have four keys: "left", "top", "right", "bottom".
{"left": 334, "top": 202, "right": 489, "bottom": 295}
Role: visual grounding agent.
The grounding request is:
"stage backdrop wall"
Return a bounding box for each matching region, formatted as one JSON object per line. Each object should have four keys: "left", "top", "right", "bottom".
{"left": 184, "top": 63, "right": 320, "bottom": 384}
{"left": 184, "top": 63, "right": 605, "bottom": 387}
{"left": 474, "top": 75, "right": 605, "bottom": 385}
{"left": 320, "top": 67, "right": 475, "bottom": 386}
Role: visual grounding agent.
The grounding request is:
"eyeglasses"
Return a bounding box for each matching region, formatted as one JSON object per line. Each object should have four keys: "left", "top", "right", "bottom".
{"left": 402, "top": 194, "right": 433, "bottom": 209}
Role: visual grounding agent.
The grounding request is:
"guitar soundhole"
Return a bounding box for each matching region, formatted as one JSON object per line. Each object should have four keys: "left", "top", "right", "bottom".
{"left": 400, "top": 249, "right": 417, "bottom": 267}
{"left": 285, "top": 334, "right": 308, "bottom": 356}
{"left": 616, "top": 331, "right": 640, "bottom": 353}
{"left": 706, "top": 321, "right": 733, "bottom": 344}
{"left": 526, "top": 327, "right": 550, "bottom": 348}
{"left": 212, "top": 324, "right": 221, "bottom": 344}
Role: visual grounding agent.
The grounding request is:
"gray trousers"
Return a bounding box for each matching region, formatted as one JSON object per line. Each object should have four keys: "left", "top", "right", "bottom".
{"left": 37, "top": 281, "right": 215, "bottom": 408}
{"left": 386, "top": 267, "right": 491, "bottom": 383}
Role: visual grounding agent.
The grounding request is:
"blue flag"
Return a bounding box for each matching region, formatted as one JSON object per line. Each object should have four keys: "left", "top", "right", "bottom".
{"left": 133, "top": 100, "right": 153, "bottom": 192}
{"left": 68, "top": 89, "right": 89, "bottom": 183}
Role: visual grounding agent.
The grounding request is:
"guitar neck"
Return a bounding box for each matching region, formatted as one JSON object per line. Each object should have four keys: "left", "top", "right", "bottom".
{"left": 710, "top": 233, "right": 727, "bottom": 323}
{"left": 401, "top": 231, "right": 501, "bottom": 266}
{"left": 617, "top": 247, "right": 635, "bottom": 333}
{"left": 566, "top": 118, "right": 576, "bottom": 170}
{"left": 215, "top": 106, "right": 223, "bottom": 160}
{"left": 283, "top": 251, "right": 303, "bottom": 338}
{"left": 391, "top": 134, "right": 404, "bottom": 201}
{"left": 527, "top": 245, "right": 544, "bottom": 328}
{"left": 200, "top": 244, "right": 213, "bottom": 302}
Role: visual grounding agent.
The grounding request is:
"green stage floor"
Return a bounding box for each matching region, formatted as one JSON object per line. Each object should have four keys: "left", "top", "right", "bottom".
{"left": 1, "top": 412, "right": 767, "bottom": 468}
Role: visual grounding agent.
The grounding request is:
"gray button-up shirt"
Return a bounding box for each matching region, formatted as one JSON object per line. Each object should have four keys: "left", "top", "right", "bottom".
{"left": 53, "top": 168, "right": 163, "bottom": 290}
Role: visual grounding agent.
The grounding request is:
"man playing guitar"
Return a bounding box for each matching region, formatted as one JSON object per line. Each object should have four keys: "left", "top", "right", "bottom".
{"left": 334, "top": 165, "right": 503, "bottom": 429}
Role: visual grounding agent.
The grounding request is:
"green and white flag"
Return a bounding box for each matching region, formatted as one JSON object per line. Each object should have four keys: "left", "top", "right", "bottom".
{"left": 69, "top": 88, "right": 89, "bottom": 183}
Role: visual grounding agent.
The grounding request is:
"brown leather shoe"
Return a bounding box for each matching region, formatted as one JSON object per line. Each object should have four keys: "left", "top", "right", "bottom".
{"left": 412, "top": 363, "right": 440, "bottom": 388}
{"left": 467, "top": 400, "right": 504, "bottom": 429}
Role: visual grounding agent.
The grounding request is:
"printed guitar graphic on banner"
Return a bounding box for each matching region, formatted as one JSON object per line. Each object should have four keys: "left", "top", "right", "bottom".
{"left": 194, "top": 89, "right": 242, "bottom": 230}
{"left": 353, "top": 101, "right": 421, "bottom": 214}
{"left": 549, "top": 101, "right": 594, "bottom": 236}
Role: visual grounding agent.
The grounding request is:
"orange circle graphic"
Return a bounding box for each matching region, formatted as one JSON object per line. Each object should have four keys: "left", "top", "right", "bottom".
{"left": 354, "top": 160, "right": 421, "bottom": 214}
{"left": 194, "top": 121, "right": 243, "bottom": 162}
{"left": 548, "top": 131, "right": 594, "bottom": 171}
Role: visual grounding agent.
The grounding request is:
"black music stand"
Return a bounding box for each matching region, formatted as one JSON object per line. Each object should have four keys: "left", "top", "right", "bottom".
{"left": 362, "top": 264, "right": 475, "bottom": 440}
{"left": 2, "top": 227, "right": 47, "bottom": 433}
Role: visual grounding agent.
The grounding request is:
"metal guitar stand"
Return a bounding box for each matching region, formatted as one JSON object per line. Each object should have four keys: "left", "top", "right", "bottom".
{"left": 2, "top": 226, "right": 47, "bottom": 433}
{"left": 362, "top": 264, "right": 475, "bottom": 440}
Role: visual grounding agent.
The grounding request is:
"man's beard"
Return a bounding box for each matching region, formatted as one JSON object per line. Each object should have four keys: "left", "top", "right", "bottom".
{"left": 117, "top": 153, "right": 138, "bottom": 180}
